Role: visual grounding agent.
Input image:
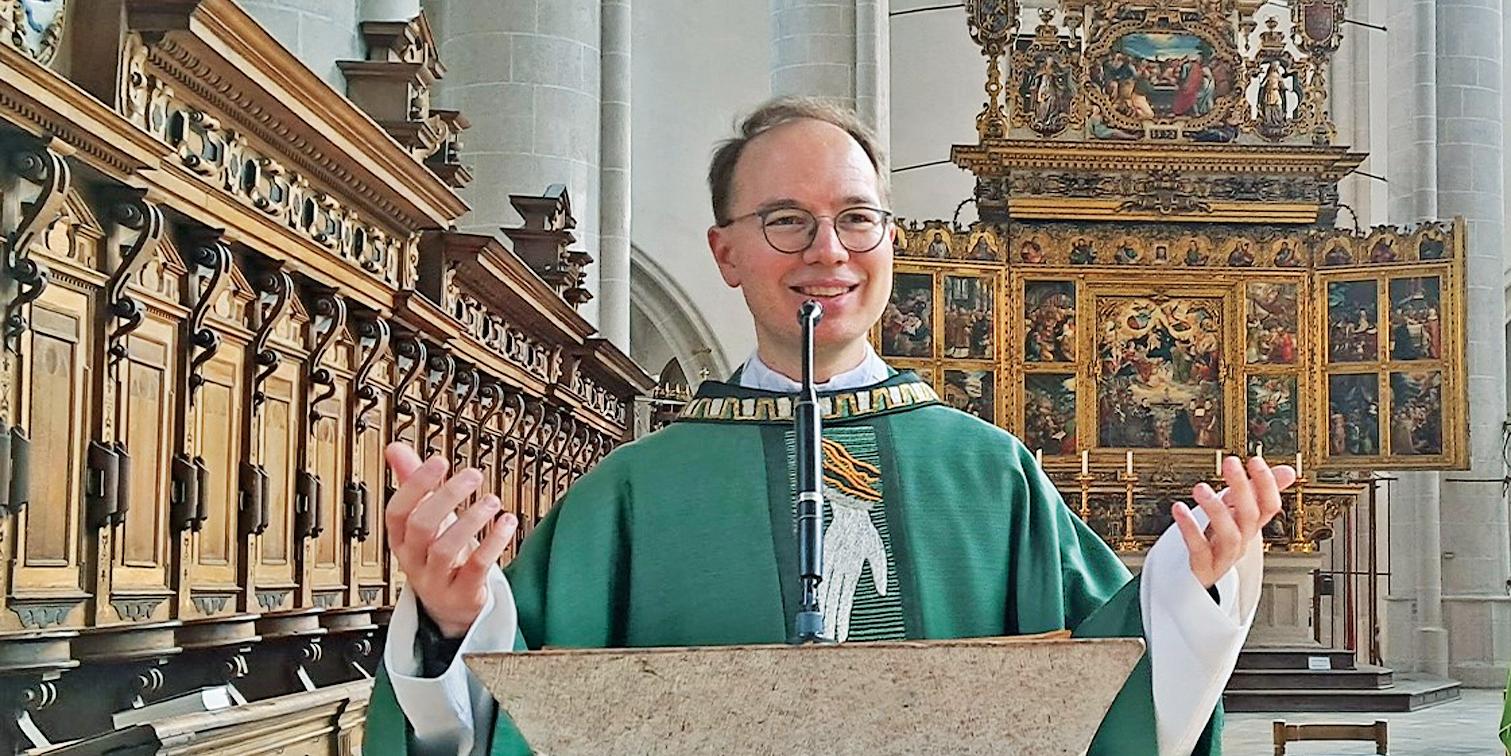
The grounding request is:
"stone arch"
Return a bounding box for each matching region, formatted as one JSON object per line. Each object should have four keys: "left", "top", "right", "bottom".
{"left": 630, "top": 244, "right": 731, "bottom": 384}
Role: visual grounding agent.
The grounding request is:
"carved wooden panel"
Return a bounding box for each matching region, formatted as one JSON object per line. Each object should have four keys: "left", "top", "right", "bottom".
{"left": 308, "top": 383, "right": 348, "bottom": 599}
{"left": 189, "top": 350, "right": 246, "bottom": 599}
{"left": 8, "top": 284, "right": 92, "bottom": 628}
{"left": 252, "top": 367, "right": 302, "bottom": 602}
{"left": 110, "top": 319, "right": 178, "bottom": 607}
{"left": 352, "top": 389, "right": 390, "bottom": 599}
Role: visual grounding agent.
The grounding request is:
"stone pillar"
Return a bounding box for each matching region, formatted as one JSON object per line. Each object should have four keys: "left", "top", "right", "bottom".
{"left": 1384, "top": 0, "right": 1449, "bottom": 680}
{"left": 240, "top": 0, "right": 363, "bottom": 86}
{"left": 1433, "top": 0, "right": 1510, "bottom": 688}
{"left": 599, "top": 0, "right": 632, "bottom": 350}
{"left": 769, "top": 0, "right": 890, "bottom": 147}
{"left": 361, "top": 0, "right": 417, "bottom": 21}
{"left": 429, "top": 0, "right": 603, "bottom": 326}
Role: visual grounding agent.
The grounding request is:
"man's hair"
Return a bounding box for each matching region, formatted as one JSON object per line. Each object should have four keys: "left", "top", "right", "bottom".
{"left": 707, "top": 97, "right": 890, "bottom": 226}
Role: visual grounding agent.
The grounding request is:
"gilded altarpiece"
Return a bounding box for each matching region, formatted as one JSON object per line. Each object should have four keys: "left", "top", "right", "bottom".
{"left": 882, "top": 0, "right": 1469, "bottom": 555}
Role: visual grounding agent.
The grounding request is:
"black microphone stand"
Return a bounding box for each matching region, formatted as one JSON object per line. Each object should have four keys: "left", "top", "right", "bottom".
{"left": 792, "top": 300, "right": 832, "bottom": 644}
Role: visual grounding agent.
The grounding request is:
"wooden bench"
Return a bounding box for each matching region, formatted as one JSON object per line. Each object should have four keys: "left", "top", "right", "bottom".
{"left": 1273, "top": 720, "right": 1388, "bottom": 755}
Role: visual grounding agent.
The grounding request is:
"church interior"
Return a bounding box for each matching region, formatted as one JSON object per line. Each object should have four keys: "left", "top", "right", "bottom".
{"left": 0, "top": 0, "right": 1506, "bottom": 752}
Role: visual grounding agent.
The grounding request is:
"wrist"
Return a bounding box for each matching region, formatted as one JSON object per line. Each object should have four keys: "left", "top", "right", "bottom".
{"left": 436, "top": 617, "right": 472, "bottom": 640}
{"left": 418, "top": 599, "right": 476, "bottom": 640}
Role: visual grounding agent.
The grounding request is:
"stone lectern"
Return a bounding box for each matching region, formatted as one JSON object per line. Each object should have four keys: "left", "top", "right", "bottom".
{"left": 465, "top": 635, "right": 1144, "bottom": 755}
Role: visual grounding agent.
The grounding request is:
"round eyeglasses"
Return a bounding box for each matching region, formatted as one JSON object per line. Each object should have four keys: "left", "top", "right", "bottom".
{"left": 719, "top": 205, "right": 893, "bottom": 254}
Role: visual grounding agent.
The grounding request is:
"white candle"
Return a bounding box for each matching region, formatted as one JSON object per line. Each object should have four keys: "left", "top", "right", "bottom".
{"left": 1295, "top": 452, "right": 1303, "bottom": 477}
{"left": 1215, "top": 449, "right": 1223, "bottom": 477}
{"left": 1035, "top": 448, "right": 1044, "bottom": 467}
{"left": 1255, "top": 443, "right": 1263, "bottom": 460}
{"left": 1125, "top": 450, "right": 1133, "bottom": 475}
{"left": 1081, "top": 449, "right": 1089, "bottom": 475}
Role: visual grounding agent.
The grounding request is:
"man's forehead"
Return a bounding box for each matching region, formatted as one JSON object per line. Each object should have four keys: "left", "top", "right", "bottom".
{"left": 754, "top": 194, "right": 879, "bottom": 211}
{"left": 735, "top": 131, "right": 879, "bottom": 206}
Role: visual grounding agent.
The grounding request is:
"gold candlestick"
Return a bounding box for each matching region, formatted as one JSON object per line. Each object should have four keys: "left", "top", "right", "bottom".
{"left": 1116, "top": 470, "right": 1139, "bottom": 552}
{"left": 1076, "top": 471, "right": 1094, "bottom": 522}
{"left": 1286, "top": 475, "right": 1312, "bottom": 552}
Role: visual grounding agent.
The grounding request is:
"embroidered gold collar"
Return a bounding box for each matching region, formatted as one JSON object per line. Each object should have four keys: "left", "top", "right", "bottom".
{"left": 676, "top": 372, "right": 939, "bottom": 425}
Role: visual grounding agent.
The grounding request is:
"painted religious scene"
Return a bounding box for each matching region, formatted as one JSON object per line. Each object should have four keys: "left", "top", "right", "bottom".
{"left": 1328, "top": 280, "right": 1379, "bottom": 363}
{"left": 1389, "top": 371, "right": 1444, "bottom": 456}
{"left": 1024, "top": 281, "right": 1076, "bottom": 362}
{"left": 1328, "top": 374, "right": 1381, "bottom": 456}
{"left": 881, "top": 272, "right": 933, "bottom": 358}
{"left": 1024, "top": 373, "right": 1077, "bottom": 454}
{"left": 1388, "top": 276, "right": 1443, "bottom": 361}
{"left": 1092, "top": 33, "right": 1231, "bottom": 121}
{"left": 1095, "top": 296, "right": 1223, "bottom": 449}
{"left": 1247, "top": 282, "right": 1299, "bottom": 364}
{"left": 1247, "top": 375, "right": 1299, "bottom": 455}
{"left": 944, "top": 275, "right": 995, "bottom": 359}
{"left": 944, "top": 369, "right": 995, "bottom": 423}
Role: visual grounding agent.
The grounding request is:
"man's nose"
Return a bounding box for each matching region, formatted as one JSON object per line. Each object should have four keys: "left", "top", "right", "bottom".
{"left": 802, "top": 218, "right": 849, "bottom": 264}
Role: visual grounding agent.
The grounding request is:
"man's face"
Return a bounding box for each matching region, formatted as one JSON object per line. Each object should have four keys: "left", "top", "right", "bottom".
{"left": 707, "top": 119, "right": 894, "bottom": 359}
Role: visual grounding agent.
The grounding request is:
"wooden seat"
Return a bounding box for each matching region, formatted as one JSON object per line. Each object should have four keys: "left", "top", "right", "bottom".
{"left": 1273, "top": 720, "right": 1388, "bottom": 755}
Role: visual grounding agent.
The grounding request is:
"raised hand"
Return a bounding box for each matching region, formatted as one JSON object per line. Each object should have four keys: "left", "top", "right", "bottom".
{"left": 384, "top": 442, "right": 518, "bottom": 638}
{"left": 1171, "top": 456, "right": 1297, "bottom": 589}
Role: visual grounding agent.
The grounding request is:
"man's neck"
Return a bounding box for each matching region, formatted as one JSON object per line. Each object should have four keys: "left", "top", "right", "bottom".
{"left": 754, "top": 340, "right": 869, "bottom": 384}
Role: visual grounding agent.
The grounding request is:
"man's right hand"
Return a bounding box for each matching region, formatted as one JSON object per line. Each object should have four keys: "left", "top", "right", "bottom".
{"left": 384, "top": 442, "right": 518, "bottom": 639}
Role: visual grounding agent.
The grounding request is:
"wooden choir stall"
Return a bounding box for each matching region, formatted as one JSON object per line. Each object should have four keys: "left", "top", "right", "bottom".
{"left": 0, "top": 1, "right": 650, "bottom": 752}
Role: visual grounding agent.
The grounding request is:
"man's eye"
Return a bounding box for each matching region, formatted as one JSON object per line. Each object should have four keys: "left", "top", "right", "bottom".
{"left": 766, "top": 215, "right": 807, "bottom": 227}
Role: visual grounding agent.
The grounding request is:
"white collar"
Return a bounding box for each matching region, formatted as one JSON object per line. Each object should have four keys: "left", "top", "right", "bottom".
{"left": 737, "top": 343, "right": 891, "bottom": 393}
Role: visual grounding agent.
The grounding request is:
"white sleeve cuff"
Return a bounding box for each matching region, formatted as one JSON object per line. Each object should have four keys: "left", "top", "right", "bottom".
{"left": 384, "top": 567, "right": 518, "bottom": 756}
{"left": 1140, "top": 507, "right": 1263, "bottom": 756}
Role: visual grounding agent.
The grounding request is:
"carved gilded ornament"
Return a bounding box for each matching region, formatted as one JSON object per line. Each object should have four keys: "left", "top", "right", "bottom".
{"left": 962, "top": 1, "right": 1341, "bottom": 147}
{"left": 120, "top": 34, "right": 408, "bottom": 289}
{"left": 2, "top": 0, "right": 66, "bottom": 66}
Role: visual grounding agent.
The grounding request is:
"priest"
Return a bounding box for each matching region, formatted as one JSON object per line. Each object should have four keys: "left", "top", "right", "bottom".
{"left": 363, "top": 97, "right": 1295, "bottom": 756}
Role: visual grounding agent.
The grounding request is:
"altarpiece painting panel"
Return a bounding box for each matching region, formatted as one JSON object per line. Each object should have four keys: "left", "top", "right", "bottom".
{"left": 1095, "top": 296, "right": 1224, "bottom": 450}
{"left": 944, "top": 368, "right": 997, "bottom": 424}
{"left": 1024, "top": 373, "right": 1078, "bottom": 455}
{"left": 882, "top": 272, "right": 934, "bottom": 359}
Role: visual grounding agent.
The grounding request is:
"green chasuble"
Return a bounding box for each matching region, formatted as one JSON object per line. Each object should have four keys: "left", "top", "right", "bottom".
{"left": 365, "top": 372, "right": 1222, "bottom": 755}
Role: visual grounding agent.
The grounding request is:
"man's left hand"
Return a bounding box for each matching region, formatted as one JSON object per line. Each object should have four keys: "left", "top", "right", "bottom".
{"left": 1171, "top": 456, "right": 1298, "bottom": 589}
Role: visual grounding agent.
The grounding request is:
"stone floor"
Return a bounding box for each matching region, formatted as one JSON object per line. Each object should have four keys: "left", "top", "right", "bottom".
{"left": 1223, "top": 689, "right": 1504, "bottom": 755}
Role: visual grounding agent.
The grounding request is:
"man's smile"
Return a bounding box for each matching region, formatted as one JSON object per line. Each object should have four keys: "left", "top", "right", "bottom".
{"left": 790, "top": 282, "right": 861, "bottom": 299}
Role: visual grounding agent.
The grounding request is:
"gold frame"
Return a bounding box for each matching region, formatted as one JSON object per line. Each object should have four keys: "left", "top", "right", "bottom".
{"left": 878, "top": 217, "right": 1470, "bottom": 473}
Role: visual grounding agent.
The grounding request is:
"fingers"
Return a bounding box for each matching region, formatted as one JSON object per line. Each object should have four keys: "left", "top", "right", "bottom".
{"left": 385, "top": 453, "right": 448, "bottom": 552}
{"left": 1171, "top": 501, "right": 1211, "bottom": 565}
{"left": 1249, "top": 463, "right": 1296, "bottom": 530}
{"left": 454, "top": 513, "right": 517, "bottom": 589}
{"left": 428, "top": 495, "right": 501, "bottom": 572}
{"left": 399, "top": 468, "right": 485, "bottom": 568}
{"left": 1231, "top": 457, "right": 1270, "bottom": 541}
{"left": 1220, "top": 455, "right": 1253, "bottom": 519}
{"left": 385, "top": 442, "right": 425, "bottom": 486}
{"left": 1193, "top": 481, "right": 1241, "bottom": 558}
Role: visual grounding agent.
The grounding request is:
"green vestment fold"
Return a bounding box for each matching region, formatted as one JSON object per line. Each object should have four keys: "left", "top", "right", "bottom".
{"left": 365, "top": 372, "right": 1221, "bottom": 755}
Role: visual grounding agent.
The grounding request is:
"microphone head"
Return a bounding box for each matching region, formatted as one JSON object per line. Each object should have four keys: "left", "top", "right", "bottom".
{"left": 799, "top": 300, "right": 824, "bottom": 325}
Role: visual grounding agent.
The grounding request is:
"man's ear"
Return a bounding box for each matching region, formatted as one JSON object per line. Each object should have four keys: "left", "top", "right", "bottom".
{"left": 707, "top": 225, "right": 741, "bottom": 288}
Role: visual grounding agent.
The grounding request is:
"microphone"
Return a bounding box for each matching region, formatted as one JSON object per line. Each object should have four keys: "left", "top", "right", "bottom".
{"left": 799, "top": 299, "right": 823, "bottom": 330}
{"left": 792, "top": 299, "right": 830, "bottom": 644}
